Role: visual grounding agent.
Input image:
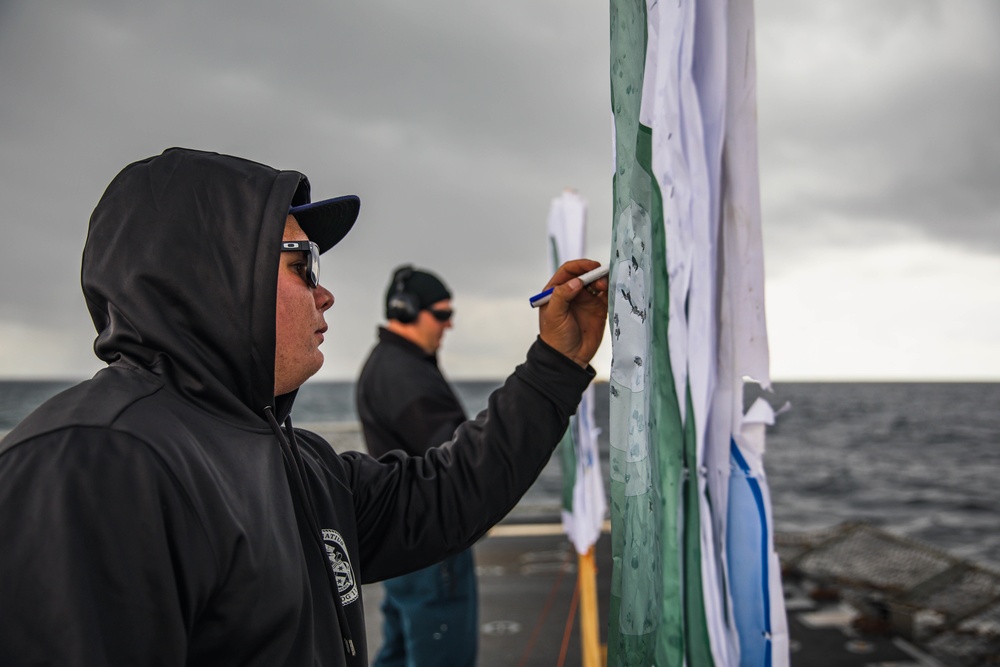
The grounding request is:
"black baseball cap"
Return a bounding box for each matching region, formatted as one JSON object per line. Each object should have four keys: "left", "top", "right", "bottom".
{"left": 289, "top": 195, "right": 361, "bottom": 254}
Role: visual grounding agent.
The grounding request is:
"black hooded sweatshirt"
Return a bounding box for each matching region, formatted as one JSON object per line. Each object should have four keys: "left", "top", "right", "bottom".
{"left": 0, "top": 148, "right": 594, "bottom": 666}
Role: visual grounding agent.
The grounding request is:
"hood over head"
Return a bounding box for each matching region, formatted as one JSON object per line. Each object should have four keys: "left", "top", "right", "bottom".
{"left": 83, "top": 147, "right": 359, "bottom": 422}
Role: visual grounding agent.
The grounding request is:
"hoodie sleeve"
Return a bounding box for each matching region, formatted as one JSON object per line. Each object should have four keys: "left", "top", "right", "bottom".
{"left": 0, "top": 429, "right": 217, "bottom": 666}
{"left": 344, "top": 338, "right": 595, "bottom": 582}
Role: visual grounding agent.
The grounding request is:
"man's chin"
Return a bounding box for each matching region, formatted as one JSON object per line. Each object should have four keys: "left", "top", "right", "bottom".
{"left": 311, "top": 352, "right": 324, "bottom": 376}
{"left": 297, "top": 355, "right": 325, "bottom": 390}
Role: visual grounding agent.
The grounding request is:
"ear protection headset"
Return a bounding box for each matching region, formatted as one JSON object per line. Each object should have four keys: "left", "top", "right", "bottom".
{"left": 386, "top": 265, "right": 420, "bottom": 323}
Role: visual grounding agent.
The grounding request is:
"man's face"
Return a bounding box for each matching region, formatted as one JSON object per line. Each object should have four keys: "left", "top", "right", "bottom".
{"left": 413, "top": 298, "right": 453, "bottom": 354}
{"left": 274, "top": 215, "right": 334, "bottom": 396}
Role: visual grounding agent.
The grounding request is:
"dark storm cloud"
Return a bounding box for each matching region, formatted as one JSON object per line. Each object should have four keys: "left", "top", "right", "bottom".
{"left": 757, "top": 1, "right": 1000, "bottom": 259}
{"left": 1, "top": 0, "right": 997, "bottom": 378}
{"left": 0, "top": 0, "right": 613, "bottom": 378}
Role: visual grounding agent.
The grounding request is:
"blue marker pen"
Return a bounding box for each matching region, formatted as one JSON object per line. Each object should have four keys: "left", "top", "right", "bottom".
{"left": 529, "top": 265, "right": 609, "bottom": 308}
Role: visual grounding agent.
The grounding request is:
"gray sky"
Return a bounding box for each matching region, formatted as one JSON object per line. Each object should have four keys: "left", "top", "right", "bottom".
{"left": 1, "top": 0, "right": 997, "bottom": 382}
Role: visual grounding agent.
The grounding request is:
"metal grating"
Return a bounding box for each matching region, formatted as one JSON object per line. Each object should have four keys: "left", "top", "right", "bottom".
{"left": 774, "top": 525, "right": 842, "bottom": 565}
{"left": 905, "top": 564, "right": 1000, "bottom": 623}
{"left": 925, "top": 603, "right": 1000, "bottom": 667}
{"left": 780, "top": 523, "right": 1000, "bottom": 667}
{"left": 793, "top": 523, "right": 956, "bottom": 593}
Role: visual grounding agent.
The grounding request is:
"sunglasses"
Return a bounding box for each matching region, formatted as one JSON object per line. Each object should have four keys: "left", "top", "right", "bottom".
{"left": 427, "top": 308, "right": 453, "bottom": 323}
{"left": 281, "top": 240, "right": 321, "bottom": 288}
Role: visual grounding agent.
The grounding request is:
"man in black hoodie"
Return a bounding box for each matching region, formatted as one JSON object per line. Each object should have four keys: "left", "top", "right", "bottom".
{"left": 0, "top": 147, "right": 609, "bottom": 667}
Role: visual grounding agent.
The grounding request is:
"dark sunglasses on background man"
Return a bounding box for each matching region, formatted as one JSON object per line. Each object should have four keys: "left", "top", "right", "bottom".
{"left": 281, "top": 241, "right": 321, "bottom": 288}
{"left": 427, "top": 308, "right": 453, "bottom": 322}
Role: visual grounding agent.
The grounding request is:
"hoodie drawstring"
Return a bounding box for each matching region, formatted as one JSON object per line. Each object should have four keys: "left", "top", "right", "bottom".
{"left": 264, "top": 406, "right": 357, "bottom": 658}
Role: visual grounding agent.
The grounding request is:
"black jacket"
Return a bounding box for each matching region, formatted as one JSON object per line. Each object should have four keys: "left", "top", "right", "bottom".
{"left": 357, "top": 327, "right": 467, "bottom": 459}
{"left": 0, "top": 148, "right": 594, "bottom": 666}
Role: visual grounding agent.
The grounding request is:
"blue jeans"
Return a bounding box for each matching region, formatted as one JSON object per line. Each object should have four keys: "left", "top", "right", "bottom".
{"left": 372, "top": 549, "right": 478, "bottom": 667}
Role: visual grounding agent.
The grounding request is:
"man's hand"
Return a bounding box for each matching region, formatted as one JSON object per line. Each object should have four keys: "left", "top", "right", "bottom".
{"left": 538, "top": 259, "right": 609, "bottom": 368}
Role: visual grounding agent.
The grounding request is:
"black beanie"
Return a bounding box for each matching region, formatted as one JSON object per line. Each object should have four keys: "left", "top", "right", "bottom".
{"left": 385, "top": 267, "right": 452, "bottom": 316}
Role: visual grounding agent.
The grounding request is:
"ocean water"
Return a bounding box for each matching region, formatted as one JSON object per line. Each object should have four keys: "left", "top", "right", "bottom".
{"left": 2, "top": 379, "right": 997, "bottom": 569}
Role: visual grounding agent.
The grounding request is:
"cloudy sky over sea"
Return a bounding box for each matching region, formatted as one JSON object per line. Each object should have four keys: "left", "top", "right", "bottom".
{"left": 2, "top": 0, "right": 997, "bottom": 382}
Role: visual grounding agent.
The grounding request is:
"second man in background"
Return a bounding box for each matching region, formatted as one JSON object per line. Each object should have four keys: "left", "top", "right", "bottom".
{"left": 356, "top": 266, "right": 477, "bottom": 667}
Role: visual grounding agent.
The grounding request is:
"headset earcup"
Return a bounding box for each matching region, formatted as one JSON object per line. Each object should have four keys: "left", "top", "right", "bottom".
{"left": 387, "top": 292, "right": 419, "bottom": 323}
{"left": 387, "top": 265, "right": 418, "bottom": 323}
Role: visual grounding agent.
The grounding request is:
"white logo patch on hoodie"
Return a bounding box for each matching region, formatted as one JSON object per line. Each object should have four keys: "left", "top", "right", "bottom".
{"left": 321, "top": 529, "right": 358, "bottom": 605}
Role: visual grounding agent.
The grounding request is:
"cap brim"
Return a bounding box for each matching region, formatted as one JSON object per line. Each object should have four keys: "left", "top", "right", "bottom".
{"left": 289, "top": 195, "right": 361, "bottom": 254}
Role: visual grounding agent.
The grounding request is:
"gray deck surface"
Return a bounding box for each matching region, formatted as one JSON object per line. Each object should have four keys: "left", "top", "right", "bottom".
{"left": 360, "top": 522, "right": 940, "bottom": 666}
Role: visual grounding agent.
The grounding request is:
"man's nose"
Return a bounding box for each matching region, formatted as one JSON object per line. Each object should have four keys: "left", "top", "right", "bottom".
{"left": 316, "top": 284, "right": 334, "bottom": 311}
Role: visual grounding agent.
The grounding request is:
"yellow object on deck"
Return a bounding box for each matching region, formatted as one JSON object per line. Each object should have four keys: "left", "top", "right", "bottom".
{"left": 578, "top": 546, "right": 604, "bottom": 667}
